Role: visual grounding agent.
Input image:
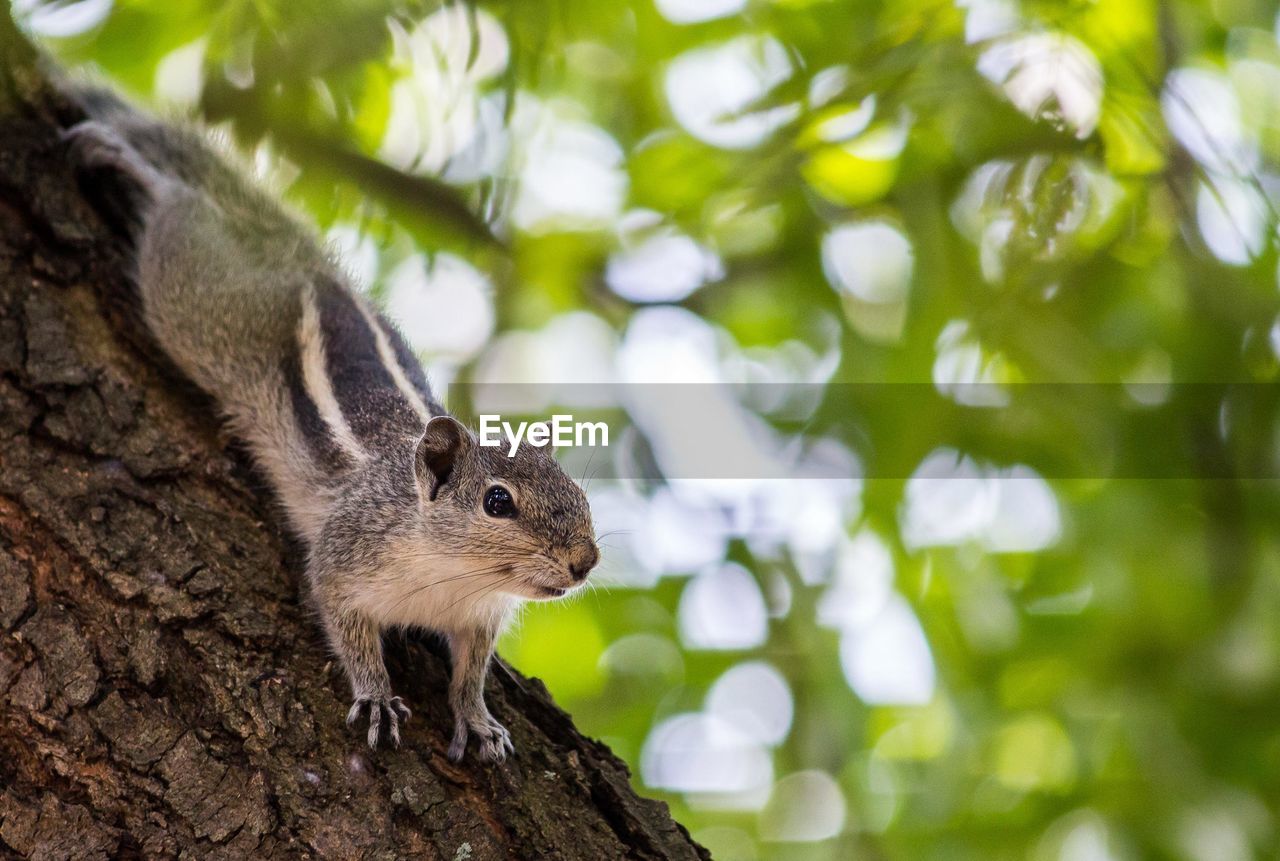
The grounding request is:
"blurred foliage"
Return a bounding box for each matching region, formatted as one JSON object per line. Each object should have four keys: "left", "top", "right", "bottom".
{"left": 23, "top": 0, "right": 1280, "bottom": 857}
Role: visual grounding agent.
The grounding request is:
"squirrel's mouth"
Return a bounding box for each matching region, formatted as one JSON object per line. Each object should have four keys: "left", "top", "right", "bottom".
{"left": 535, "top": 586, "right": 568, "bottom": 598}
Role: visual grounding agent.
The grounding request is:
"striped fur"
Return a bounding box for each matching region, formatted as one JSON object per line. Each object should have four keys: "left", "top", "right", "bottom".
{"left": 65, "top": 103, "right": 598, "bottom": 761}
{"left": 290, "top": 276, "right": 437, "bottom": 466}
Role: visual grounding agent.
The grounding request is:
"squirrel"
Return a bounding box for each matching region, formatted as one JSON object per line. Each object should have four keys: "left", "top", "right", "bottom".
{"left": 62, "top": 94, "right": 599, "bottom": 762}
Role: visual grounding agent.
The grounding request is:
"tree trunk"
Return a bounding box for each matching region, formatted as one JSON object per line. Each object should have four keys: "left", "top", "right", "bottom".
{"left": 0, "top": 22, "right": 708, "bottom": 861}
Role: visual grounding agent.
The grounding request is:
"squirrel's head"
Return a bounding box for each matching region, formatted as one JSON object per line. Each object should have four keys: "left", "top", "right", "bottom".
{"left": 412, "top": 415, "right": 598, "bottom": 601}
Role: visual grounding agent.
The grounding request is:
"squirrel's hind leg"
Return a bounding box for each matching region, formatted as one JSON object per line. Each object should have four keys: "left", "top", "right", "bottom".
{"left": 63, "top": 120, "right": 171, "bottom": 201}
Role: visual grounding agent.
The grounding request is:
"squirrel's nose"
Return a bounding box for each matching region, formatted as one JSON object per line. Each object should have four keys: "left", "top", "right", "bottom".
{"left": 568, "top": 544, "right": 599, "bottom": 582}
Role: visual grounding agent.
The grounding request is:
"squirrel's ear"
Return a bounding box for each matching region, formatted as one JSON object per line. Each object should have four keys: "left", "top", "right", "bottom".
{"left": 415, "top": 416, "right": 473, "bottom": 501}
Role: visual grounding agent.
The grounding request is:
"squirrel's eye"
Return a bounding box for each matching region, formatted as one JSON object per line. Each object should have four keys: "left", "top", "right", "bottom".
{"left": 483, "top": 486, "right": 516, "bottom": 518}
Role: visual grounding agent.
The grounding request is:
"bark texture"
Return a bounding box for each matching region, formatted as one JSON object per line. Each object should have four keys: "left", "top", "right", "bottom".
{"left": 0, "top": 25, "right": 708, "bottom": 861}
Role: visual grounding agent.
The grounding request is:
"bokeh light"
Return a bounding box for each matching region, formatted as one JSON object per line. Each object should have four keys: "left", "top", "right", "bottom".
{"left": 33, "top": 0, "right": 1280, "bottom": 856}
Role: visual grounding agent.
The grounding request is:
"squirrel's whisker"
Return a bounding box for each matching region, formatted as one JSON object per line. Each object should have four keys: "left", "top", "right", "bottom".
{"left": 383, "top": 564, "right": 514, "bottom": 618}
{"left": 440, "top": 572, "right": 517, "bottom": 616}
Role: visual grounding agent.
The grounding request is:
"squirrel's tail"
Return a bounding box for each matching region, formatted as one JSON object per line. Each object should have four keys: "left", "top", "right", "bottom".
{"left": 66, "top": 96, "right": 341, "bottom": 542}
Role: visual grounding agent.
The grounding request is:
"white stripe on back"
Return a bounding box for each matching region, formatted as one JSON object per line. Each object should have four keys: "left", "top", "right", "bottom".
{"left": 354, "top": 299, "right": 434, "bottom": 426}
{"left": 298, "top": 283, "right": 368, "bottom": 462}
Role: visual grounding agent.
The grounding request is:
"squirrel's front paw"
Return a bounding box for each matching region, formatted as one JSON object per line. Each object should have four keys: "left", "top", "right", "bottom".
{"left": 449, "top": 710, "right": 514, "bottom": 763}
{"left": 346, "top": 694, "right": 411, "bottom": 749}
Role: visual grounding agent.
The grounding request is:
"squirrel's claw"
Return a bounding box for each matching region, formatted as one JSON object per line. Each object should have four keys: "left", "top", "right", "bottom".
{"left": 347, "top": 694, "right": 411, "bottom": 750}
{"left": 449, "top": 711, "right": 513, "bottom": 763}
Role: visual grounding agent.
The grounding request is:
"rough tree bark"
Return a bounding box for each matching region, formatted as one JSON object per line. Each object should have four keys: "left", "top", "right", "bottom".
{"left": 0, "top": 21, "right": 708, "bottom": 861}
